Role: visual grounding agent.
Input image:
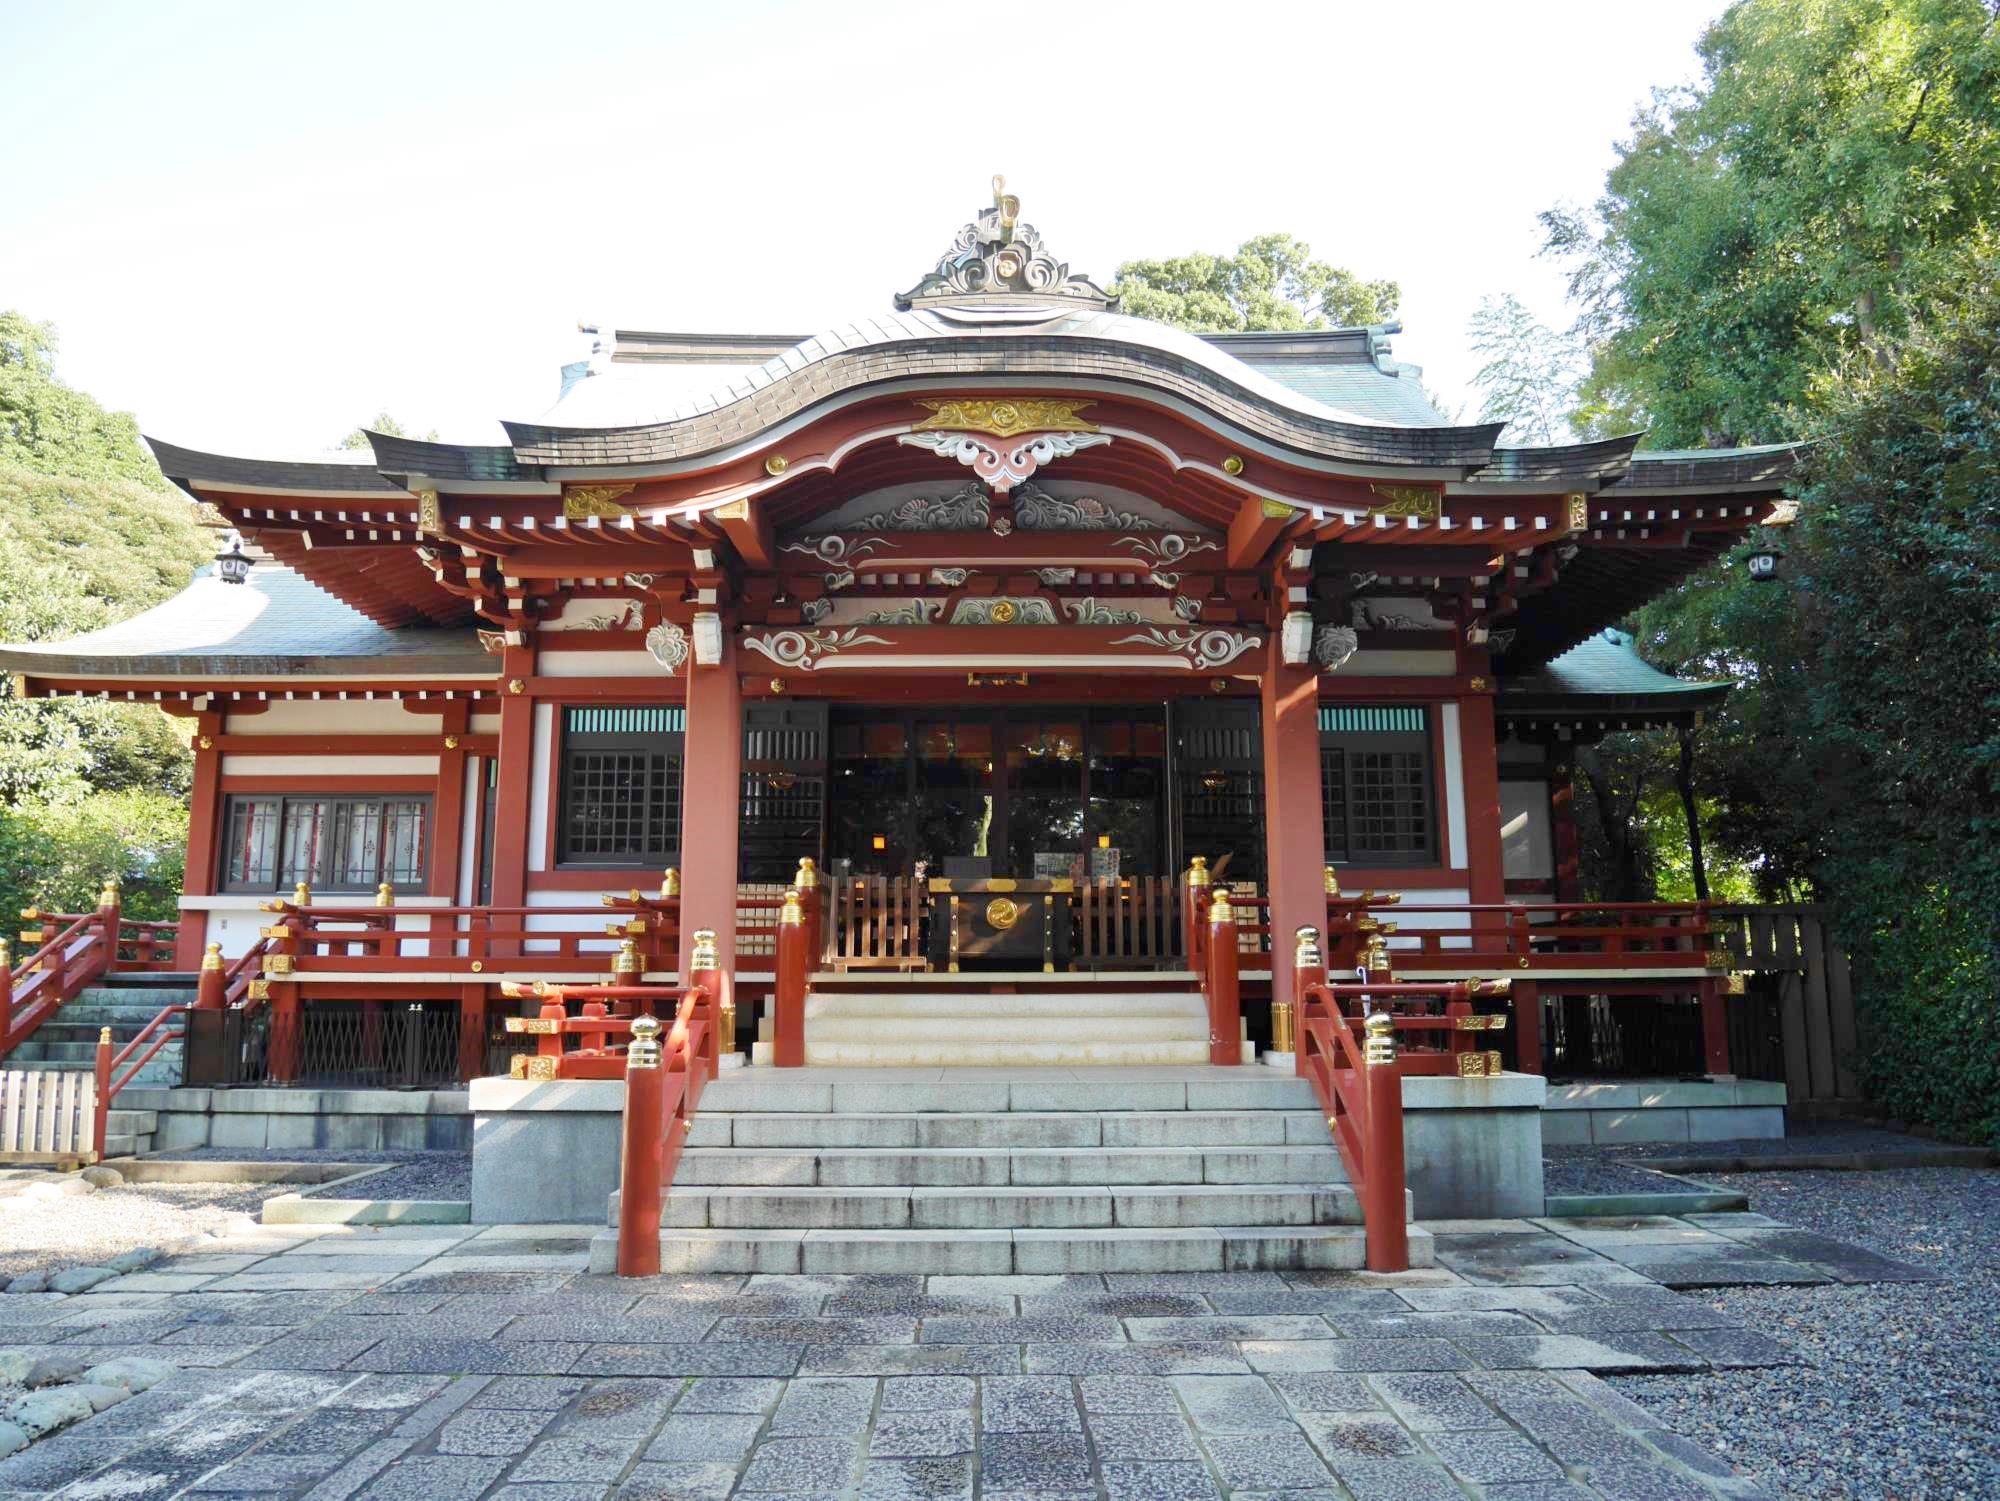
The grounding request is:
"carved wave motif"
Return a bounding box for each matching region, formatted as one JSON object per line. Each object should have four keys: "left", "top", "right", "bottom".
{"left": 836, "top": 483, "right": 991, "bottom": 533}
{"left": 1112, "top": 627, "right": 1263, "bottom": 671}
{"left": 1062, "top": 597, "right": 1145, "bottom": 626}
{"left": 1013, "top": 483, "right": 1159, "bottom": 532}
{"left": 741, "top": 627, "right": 891, "bottom": 670}
{"left": 897, "top": 430, "right": 1111, "bottom": 493}
{"left": 949, "top": 597, "right": 1058, "bottom": 626}
{"left": 862, "top": 600, "right": 944, "bottom": 626}
{"left": 645, "top": 621, "right": 690, "bottom": 674}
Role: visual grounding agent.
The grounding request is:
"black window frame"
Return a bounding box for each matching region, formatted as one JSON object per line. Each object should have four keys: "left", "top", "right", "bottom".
{"left": 555, "top": 706, "right": 685, "bottom": 869}
{"left": 1319, "top": 706, "right": 1439, "bottom": 867}
{"left": 217, "top": 792, "right": 433, "bottom": 895}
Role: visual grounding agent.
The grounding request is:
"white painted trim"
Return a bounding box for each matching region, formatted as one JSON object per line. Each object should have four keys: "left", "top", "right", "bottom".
{"left": 528, "top": 704, "right": 554, "bottom": 874}
{"left": 220, "top": 755, "right": 440, "bottom": 776}
{"left": 1442, "top": 703, "right": 1468, "bottom": 868}
{"left": 177, "top": 894, "right": 453, "bottom": 911}
{"left": 457, "top": 757, "right": 480, "bottom": 906}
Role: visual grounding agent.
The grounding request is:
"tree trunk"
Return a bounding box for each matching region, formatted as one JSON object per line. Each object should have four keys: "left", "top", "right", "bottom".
{"left": 1577, "top": 747, "right": 1647, "bottom": 902}
{"left": 1676, "top": 723, "right": 1710, "bottom": 903}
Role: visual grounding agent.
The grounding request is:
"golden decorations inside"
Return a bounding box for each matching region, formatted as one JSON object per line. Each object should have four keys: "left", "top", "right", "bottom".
{"left": 988, "top": 600, "right": 1018, "bottom": 624}
{"left": 562, "top": 484, "right": 637, "bottom": 520}
{"left": 764, "top": 455, "right": 789, "bottom": 476}
{"left": 912, "top": 398, "right": 1098, "bottom": 439}
{"left": 415, "top": 490, "right": 442, "bottom": 537}
{"left": 1456, "top": 1049, "right": 1505, "bottom": 1077}
{"left": 1468, "top": 676, "right": 1491, "bottom": 692}
{"left": 1566, "top": 493, "right": 1591, "bottom": 532}
{"left": 984, "top": 896, "right": 1022, "bottom": 932}
{"left": 1367, "top": 485, "right": 1441, "bottom": 522}
{"left": 444, "top": 735, "right": 460, "bottom": 749}
{"left": 507, "top": 678, "right": 526, "bottom": 695}
{"left": 1221, "top": 454, "right": 1245, "bottom": 476}
{"left": 510, "top": 1054, "right": 559, "bottom": 1081}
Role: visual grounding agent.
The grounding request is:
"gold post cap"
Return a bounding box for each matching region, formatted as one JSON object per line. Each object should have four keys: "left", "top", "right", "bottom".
{"left": 99, "top": 877, "right": 121, "bottom": 906}
{"left": 794, "top": 857, "right": 818, "bottom": 889}
{"left": 1324, "top": 866, "right": 1342, "bottom": 896}
{"left": 1208, "top": 890, "right": 1235, "bottom": 924}
{"left": 1363, "top": 1009, "right": 1397, "bottom": 1064}
{"left": 779, "top": 889, "right": 804, "bottom": 926}
{"left": 19, "top": 907, "right": 38, "bottom": 921}
{"left": 1294, "top": 925, "right": 1322, "bottom": 963}
{"left": 613, "top": 938, "right": 641, "bottom": 975}
{"left": 376, "top": 882, "right": 395, "bottom": 907}
{"left": 1186, "top": 856, "right": 1211, "bottom": 888}
{"left": 202, "top": 942, "right": 223, "bottom": 971}
{"left": 100, "top": 1026, "right": 113, "bottom": 1045}
{"left": 627, "top": 1013, "right": 663, "bottom": 1069}
{"left": 660, "top": 868, "right": 681, "bottom": 898}
{"left": 690, "top": 928, "right": 719, "bottom": 969}
{"left": 293, "top": 882, "right": 311, "bottom": 907}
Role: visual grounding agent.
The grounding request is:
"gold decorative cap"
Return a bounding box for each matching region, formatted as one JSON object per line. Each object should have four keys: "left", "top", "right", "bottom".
{"left": 690, "top": 928, "right": 719, "bottom": 969}
{"left": 100, "top": 1026, "right": 113, "bottom": 1045}
{"left": 779, "top": 889, "right": 804, "bottom": 926}
{"left": 1186, "top": 856, "right": 1211, "bottom": 888}
{"left": 1363, "top": 1009, "right": 1397, "bottom": 1065}
{"left": 1324, "top": 866, "right": 1342, "bottom": 897}
{"left": 376, "top": 882, "right": 395, "bottom": 907}
{"left": 627, "top": 1013, "right": 663, "bottom": 1069}
{"left": 794, "top": 857, "right": 818, "bottom": 889}
{"left": 613, "top": 938, "right": 641, "bottom": 976}
{"left": 98, "top": 876, "right": 121, "bottom": 906}
{"left": 1294, "top": 925, "right": 1322, "bottom": 961}
{"left": 1208, "top": 890, "right": 1235, "bottom": 925}
{"left": 660, "top": 867, "right": 680, "bottom": 899}
{"left": 202, "top": 942, "right": 223, "bottom": 972}
{"left": 292, "top": 881, "right": 311, "bottom": 907}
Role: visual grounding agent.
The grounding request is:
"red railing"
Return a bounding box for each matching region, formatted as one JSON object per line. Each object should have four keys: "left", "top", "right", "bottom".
{"left": 4, "top": 882, "right": 180, "bottom": 1060}
{"left": 1327, "top": 896, "right": 1718, "bottom": 976}
{"left": 770, "top": 869, "right": 825, "bottom": 1067}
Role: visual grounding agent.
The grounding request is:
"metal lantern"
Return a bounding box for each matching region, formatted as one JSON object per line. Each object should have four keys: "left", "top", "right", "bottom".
{"left": 1745, "top": 540, "right": 1783, "bottom": 582}
{"left": 215, "top": 532, "right": 251, "bottom": 585}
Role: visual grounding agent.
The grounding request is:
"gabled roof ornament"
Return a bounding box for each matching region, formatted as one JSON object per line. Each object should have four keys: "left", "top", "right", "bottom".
{"left": 895, "top": 175, "right": 1117, "bottom": 315}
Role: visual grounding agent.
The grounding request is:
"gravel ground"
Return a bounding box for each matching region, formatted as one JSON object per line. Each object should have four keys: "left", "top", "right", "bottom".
{"left": 1611, "top": 1165, "right": 2000, "bottom": 1500}
{"left": 0, "top": 1181, "right": 278, "bottom": 1280}
{"left": 148, "top": 1146, "right": 473, "bottom": 1202}
{"left": 1594, "top": 1120, "right": 1961, "bottom": 1161}
{"left": 1544, "top": 1150, "right": 1714, "bottom": 1196}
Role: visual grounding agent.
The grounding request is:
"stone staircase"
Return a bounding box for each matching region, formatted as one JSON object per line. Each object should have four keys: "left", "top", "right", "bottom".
{"left": 2, "top": 976, "right": 193, "bottom": 1156}
{"left": 802, "top": 982, "right": 1213, "bottom": 1067}
{"left": 591, "top": 1066, "right": 1432, "bottom": 1275}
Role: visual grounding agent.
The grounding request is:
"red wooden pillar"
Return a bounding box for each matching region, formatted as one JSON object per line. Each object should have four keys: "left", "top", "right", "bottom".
{"left": 457, "top": 982, "right": 488, "bottom": 1083}
{"left": 430, "top": 702, "right": 471, "bottom": 985}
{"left": 774, "top": 889, "right": 807, "bottom": 1067}
{"left": 1459, "top": 686, "right": 1505, "bottom": 906}
{"left": 680, "top": 630, "right": 742, "bottom": 1007}
{"left": 1260, "top": 643, "right": 1326, "bottom": 1010}
{"left": 489, "top": 649, "right": 536, "bottom": 912}
{"left": 1360, "top": 1013, "right": 1410, "bottom": 1272}
{"left": 1206, "top": 892, "right": 1241, "bottom": 1065}
{"left": 1698, "top": 977, "right": 1732, "bottom": 1076}
{"left": 1512, "top": 979, "right": 1543, "bottom": 1076}
{"left": 1548, "top": 756, "right": 1582, "bottom": 903}
{"left": 174, "top": 709, "right": 225, "bottom": 969}
{"left": 616, "top": 1015, "right": 665, "bottom": 1277}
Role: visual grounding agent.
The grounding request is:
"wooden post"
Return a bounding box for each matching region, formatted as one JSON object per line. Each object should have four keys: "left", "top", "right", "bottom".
{"left": 1361, "top": 1012, "right": 1409, "bottom": 1272}
{"left": 97, "top": 878, "right": 122, "bottom": 978}
{"left": 774, "top": 893, "right": 807, "bottom": 1068}
{"left": 174, "top": 709, "right": 223, "bottom": 969}
{"left": 616, "top": 1014, "right": 665, "bottom": 1277}
{"left": 457, "top": 982, "right": 488, "bottom": 1083}
{"left": 1206, "top": 890, "right": 1241, "bottom": 1066}
{"left": 1512, "top": 980, "right": 1543, "bottom": 1075}
{"left": 1290, "top": 926, "right": 1322, "bottom": 1078}
{"left": 1697, "top": 977, "right": 1732, "bottom": 1077}
{"left": 264, "top": 900, "right": 301, "bottom": 1084}
{"left": 1183, "top": 858, "right": 1210, "bottom": 973}
{"left": 92, "top": 1025, "right": 113, "bottom": 1161}
{"left": 1, "top": 940, "right": 12, "bottom": 1046}
{"left": 488, "top": 648, "right": 536, "bottom": 915}
{"left": 1260, "top": 643, "right": 1327, "bottom": 1010}
{"left": 194, "top": 942, "right": 226, "bottom": 1011}
{"left": 680, "top": 631, "right": 742, "bottom": 1009}
{"left": 795, "top": 859, "right": 822, "bottom": 969}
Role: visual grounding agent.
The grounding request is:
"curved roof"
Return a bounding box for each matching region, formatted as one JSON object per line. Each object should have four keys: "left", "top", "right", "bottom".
{"left": 1499, "top": 628, "right": 1731, "bottom": 722}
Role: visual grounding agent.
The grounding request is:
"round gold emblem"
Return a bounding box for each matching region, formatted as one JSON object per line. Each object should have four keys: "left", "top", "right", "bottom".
{"left": 991, "top": 600, "right": 1017, "bottom": 623}
{"left": 985, "top": 897, "right": 1021, "bottom": 931}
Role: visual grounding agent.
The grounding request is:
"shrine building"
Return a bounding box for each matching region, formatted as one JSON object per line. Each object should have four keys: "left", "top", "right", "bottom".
{"left": 0, "top": 185, "right": 1802, "bottom": 1264}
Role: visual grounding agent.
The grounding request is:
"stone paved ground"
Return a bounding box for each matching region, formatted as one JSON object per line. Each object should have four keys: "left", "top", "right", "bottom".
{"left": 0, "top": 1209, "right": 1941, "bottom": 1500}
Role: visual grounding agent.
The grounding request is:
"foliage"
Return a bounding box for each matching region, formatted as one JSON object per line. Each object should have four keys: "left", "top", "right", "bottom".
{"left": 0, "top": 788, "right": 188, "bottom": 929}
{"left": 1115, "top": 233, "right": 1398, "bottom": 333}
{"left": 1464, "top": 293, "right": 1591, "bottom": 445}
{"left": 339, "top": 412, "right": 437, "bottom": 449}
{"left": 1542, "top": 0, "right": 2000, "bottom": 447}
{"left": 0, "top": 313, "right": 168, "bottom": 488}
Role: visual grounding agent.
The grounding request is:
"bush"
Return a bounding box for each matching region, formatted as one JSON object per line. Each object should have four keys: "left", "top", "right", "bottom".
{"left": 0, "top": 788, "right": 187, "bottom": 929}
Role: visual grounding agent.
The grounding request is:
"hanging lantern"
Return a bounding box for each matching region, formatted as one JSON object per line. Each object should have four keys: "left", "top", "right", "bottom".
{"left": 1745, "top": 539, "right": 1784, "bottom": 582}
{"left": 215, "top": 532, "right": 251, "bottom": 586}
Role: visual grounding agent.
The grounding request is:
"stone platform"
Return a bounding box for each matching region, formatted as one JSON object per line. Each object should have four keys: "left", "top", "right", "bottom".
{"left": 1542, "top": 1079, "right": 1787, "bottom": 1146}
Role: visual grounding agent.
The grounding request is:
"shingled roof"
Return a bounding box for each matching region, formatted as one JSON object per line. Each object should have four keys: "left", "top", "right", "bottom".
{"left": 1499, "top": 628, "right": 1731, "bottom": 725}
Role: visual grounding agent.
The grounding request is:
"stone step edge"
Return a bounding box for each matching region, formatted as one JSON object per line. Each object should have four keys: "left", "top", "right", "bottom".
{"left": 586, "top": 1224, "right": 1436, "bottom": 1274}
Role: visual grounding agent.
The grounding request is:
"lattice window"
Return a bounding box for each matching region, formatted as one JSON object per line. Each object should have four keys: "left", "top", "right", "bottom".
{"left": 219, "top": 795, "right": 431, "bottom": 893}
{"left": 559, "top": 705, "right": 684, "bottom": 867}
{"left": 1320, "top": 708, "right": 1435, "bottom": 865}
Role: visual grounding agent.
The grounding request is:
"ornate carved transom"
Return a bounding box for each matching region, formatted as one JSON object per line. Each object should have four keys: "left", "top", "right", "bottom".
{"left": 894, "top": 175, "right": 1117, "bottom": 313}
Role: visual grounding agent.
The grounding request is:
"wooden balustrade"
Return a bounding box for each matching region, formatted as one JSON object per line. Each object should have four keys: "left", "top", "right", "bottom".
{"left": 2, "top": 879, "right": 169, "bottom": 1060}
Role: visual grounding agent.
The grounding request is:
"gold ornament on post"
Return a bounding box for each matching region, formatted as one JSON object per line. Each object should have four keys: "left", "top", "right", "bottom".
{"left": 613, "top": 938, "right": 641, "bottom": 977}
{"left": 794, "top": 857, "right": 818, "bottom": 890}
{"left": 780, "top": 890, "right": 804, "bottom": 927}
{"left": 293, "top": 881, "right": 311, "bottom": 907}
{"left": 1209, "top": 890, "right": 1235, "bottom": 925}
{"left": 690, "top": 928, "right": 719, "bottom": 971}
{"left": 1270, "top": 1000, "right": 1296, "bottom": 1053}
{"left": 1324, "top": 866, "right": 1342, "bottom": 897}
{"left": 202, "top": 942, "right": 223, "bottom": 972}
{"left": 627, "top": 1013, "right": 663, "bottom": 1069}
{"left": 1295, "top": 926, "right": 1323, "bottom": 968}
{"left": 1363, "top": 932, "right": 1393, "bottom": 976}
{"left": 1186, "top": 856, "right": 1211, "bottom": 889}
{"left": 1363, "top": 1010, "right": 1397, "bottom": 1066}
{"left": 376, "top": 883, "right": 395, "bottom": 907}
{"left": 659, "top": 868, "right": 681, "bottom": 899}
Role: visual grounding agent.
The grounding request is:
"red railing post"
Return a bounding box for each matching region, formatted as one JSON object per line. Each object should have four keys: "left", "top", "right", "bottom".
{"left": 688, "top": 928, "right": 722, "bottom": 1071}
{"left": 795, "top": 859, "right": 823, "bottom": 968}
{"left": 1, "top": 939, "right": 12, "bottom": 1048}
{"left": 1697, "top": 976, "right": 1732, "bottom": 1076}
{"left": 1206, "top": 890, "right": 1241, "bottom": 1066}
{"left": 1286, "top": 925, "right": 1321, "bottom": 1074}
{"left": 1360, "top": 1011, "right": 1409, "bottom": 1272}
{"left": 194, "top": 942, "right": 226, "bottom": 1010}
{"left": 97, "top": 878, "right": 122, "bottom": 977}
{"left": 92, "top": 1025, "right": 113, "bottom": 1160}
{"left": 616, "top": 1014, "right": 665, "bottom": 1277}
{"left": 774, "top": 894, "right": 807, "bottom": 1068}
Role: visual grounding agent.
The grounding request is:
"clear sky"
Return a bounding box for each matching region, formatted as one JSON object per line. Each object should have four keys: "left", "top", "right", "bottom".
{"left": 0, "top": 0, "right": 1725, "bottom": 455}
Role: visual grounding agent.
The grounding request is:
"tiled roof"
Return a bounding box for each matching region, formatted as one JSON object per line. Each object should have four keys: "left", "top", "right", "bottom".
{"left": 1499, "top": 628, "right": 1732, "bottom": 720}
{"left": 146, "top": 438, "right": 406, "bottom": 494}
{"left": 0, "top": 564, "right": 485, "bottom": 678}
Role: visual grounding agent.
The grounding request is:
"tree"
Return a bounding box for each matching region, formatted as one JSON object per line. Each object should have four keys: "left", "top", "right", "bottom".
{"left": 339, "top": 412, "right": 437, "bottom": 450}
{"left": 1464, "top": 293, "right": 1590, "bottom": 445}
{"left": 1542, "top": 0, "right": 2000, "bottom": 447}
{"left": 1, "top": 312, "right": 165, "bottom": 488}
{"left": 1115, "top": 233, "right": 1399, "bottom": 333}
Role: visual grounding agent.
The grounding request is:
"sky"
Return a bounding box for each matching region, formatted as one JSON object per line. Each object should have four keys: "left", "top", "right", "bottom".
{"left": 0, "top": 0, "right": 1726, "bottom": 456}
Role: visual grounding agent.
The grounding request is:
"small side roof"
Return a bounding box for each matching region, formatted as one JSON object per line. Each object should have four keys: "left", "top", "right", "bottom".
{"left": 1499, "top": 628, "right": 1731, "bottom": 724}
{"left": 0, "top": 564, "right": 485, "bottom": 680}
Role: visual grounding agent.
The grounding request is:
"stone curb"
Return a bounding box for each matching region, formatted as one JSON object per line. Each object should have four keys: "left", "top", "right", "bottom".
{"left": 1639, "top": 1146, "right": 1996, "bottom": 1174}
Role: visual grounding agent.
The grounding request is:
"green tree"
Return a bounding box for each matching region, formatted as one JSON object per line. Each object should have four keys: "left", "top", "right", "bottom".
{"left": 1542, "top": 0, "right": 2000, "bottom": 447}
{"left": 1115, "top": 233, "right": 1399, "bottom": 333}
{"left": 1464, "top": 293, "right": 1591, "bottom": 445}
{"left": 1, "top": 312, "right": 166, "bottom": 487}
{"left": 339, "top": 412, "right": 437, "bottom": 449}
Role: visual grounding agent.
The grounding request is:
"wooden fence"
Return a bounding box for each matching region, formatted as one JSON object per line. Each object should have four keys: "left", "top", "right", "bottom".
{"left": 0, "top": 1069, "right": 98, "bottom": 1163}
{"left": 1710, "top": 904, "right": 1858, "bottom": 1103}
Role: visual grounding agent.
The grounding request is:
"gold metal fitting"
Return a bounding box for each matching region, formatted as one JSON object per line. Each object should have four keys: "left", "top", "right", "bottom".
{"left": 1704, "top": 949, "right": 1733, "bottom": 971}
{"left": 0, "top": 940, "right": 10, "bottom": 970}
{"left": 1363, "top": 1011, "right": 1397, "bottom": 1066}
{"left": 202, "top": 942, "right": 223, "bottom": 972}
{"left": 293, "top": 881, "right": 311, "bottom": 907}
{"left": 511, "top": 1054, "right": 558, "bottom": 1081}
{"left": 98, "top": 876, "right": 121, "bottom": 907}
{"left": 1474, "top": 978, "right": 1513, "bottom": 997}
{"left": 659, "top": 867, "right": 680, "bottom": 899}
{"left": 794, "top": 857, "right": 818, "bottom": 890}
{"left": 1269, "top": 999, "right": 1296, "bottom": 1053}
{"left": 1222, "top": 454, "right": 1245, "bottom": 476}
{"left": 1363, "top": 890, "right": 1403, "bottom": 906}
{"left": 505, "top": 1016, "right": 561, "bottom": 1035}
{"left": 627, "top": 1013, "right": 664, "bottom": 1069}
{"left": 445, "top": 734, "right": 460, "bottom": 749}
{"left": 770, "top": 678, "right": 787, "bottom": 694}
{"left": 1723, "top": 972, "right": 1748, "bottom": 996}
{"left": 613, "top": 938, "right": 641, "bottom": 977}
{"left": 1208, "top": 890, "right": 1235, "bottom": 925}
{"left": 246, "top": 978, "right": 269, "bottom": 1002}
{"left": 99, "top": 1026, "right": 113, "bottom": 1046}
{"left": 1186, "top": 856, "right": 1211, "bottom": 889}
{"left": 500, "top": 981, "right": 526, "bottom": 999}
{"left": 19, "top": 906, "right": 38, "bottom": 922}
{"left": 507, "top": 678, "right": 526, "bottom": 694}
{"left": 376, "top": 882, "right": 395, "bottom": 907}
{"left": 1294, "top": 926, "right": 1323, "bottom": 967}
{"left": 764, "top": 454, "right": 789, "bottom": 476}
{"left": 690, "top": 928, "right": 719, "bottom": 971}
{"left": 470, "top": 960, "right": 484, "bottom": 973}
{"left": 1363, "top": 934, "right": 1392, "bottom": 976}
{"left": 779, "top": 890, "right": 804, "bottom": 927}
{"left": 264, "top": 954, "right": 294, "bottom": 976}
{"left": 1324, "top": 866, "right": 1342, "bottom": 897}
